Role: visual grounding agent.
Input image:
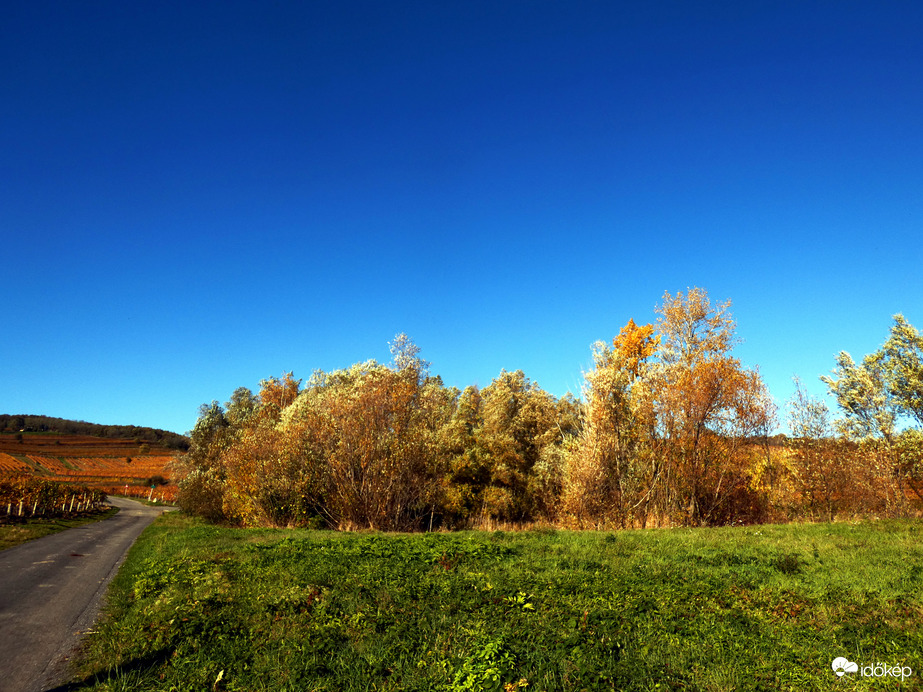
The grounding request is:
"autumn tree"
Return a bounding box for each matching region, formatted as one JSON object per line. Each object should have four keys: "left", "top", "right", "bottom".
{"left": 648, "top": 288, "right": 775, "bottom": 526}
{"left": 880, "top": 314, "right": 923, "bottom": 426}
{"left": 225, "top": 386, "right": 258, "bottom": 427}
{"left": 277, "top": 335, "right": 457, "bottom": 530}
{"left": 563, "top": 319, "right": 659, "bottom": 527}
{"left": 895, "top": 428, "right": 923, "bottom": 504}
{"left": 821, "top": 351, "right": 897, "bottom": 443}
{"left": 178, "top": 378, "right": 307, "bottom": 526}
{"left": 439, "top": 372, "right": 580, "bottom": 526}
{"left": 174, "top": 401, "right": 232, "bottom": 522}
{"left": 221, "top": 375, "right": 303, "bottom": 526}
{"left": 480, "top": 370, "right": 575, "bottom": 522}
{"left": 257, "top": 372, "right": 302, "bottom": 420}
{"left": 821, "top": 314, "right": 923, "bottom": 513}
{"left": 534, "top": 392, "right": 582, "bottom": 521}
{"left": 884, "top": 317, "right": 923, "bottom": 500}
{"left": 786, "top": 378, "right": 853, "bottom": 520}
{"left": 440, "top": 385, "right": 491, "bottom": 525}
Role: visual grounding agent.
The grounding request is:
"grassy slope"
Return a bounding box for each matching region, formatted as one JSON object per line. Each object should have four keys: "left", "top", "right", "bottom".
{"left": 69, "top": 515, "right": 923, "bottom": 691}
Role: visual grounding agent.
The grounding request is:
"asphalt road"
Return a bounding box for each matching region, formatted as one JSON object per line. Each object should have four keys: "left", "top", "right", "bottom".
{"left": 0, "top": 497, "right": 168, "bottom": 692}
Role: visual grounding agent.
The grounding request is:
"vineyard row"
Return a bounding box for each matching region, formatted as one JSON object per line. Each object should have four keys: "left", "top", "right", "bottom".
{"left": 0, "top": 474, "right": 108, "bottom": 520}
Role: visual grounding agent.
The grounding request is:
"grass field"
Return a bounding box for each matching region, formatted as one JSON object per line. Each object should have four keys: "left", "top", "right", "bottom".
{"left": 67, "top": 515, "right": 923, "bottom": 691}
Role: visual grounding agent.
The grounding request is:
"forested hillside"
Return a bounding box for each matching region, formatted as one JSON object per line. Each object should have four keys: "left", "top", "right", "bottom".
{"left": 0, "top": 414, "right": 188, "bottom": 450}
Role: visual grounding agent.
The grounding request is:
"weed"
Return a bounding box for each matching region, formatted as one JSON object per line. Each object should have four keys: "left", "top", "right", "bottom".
{"left": 773, "top": 552, "right": 802, "bottom": 575}
{"left": 451, "top": 636, "right": 515, "bottom": 691}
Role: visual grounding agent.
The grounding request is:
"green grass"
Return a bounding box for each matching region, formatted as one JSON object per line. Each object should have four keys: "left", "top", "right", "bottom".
{"left": 67, "top": 516, "right": 923, "bottom": 691}
{"left": 0, "top": 507, "right": 119, "bottom": 550}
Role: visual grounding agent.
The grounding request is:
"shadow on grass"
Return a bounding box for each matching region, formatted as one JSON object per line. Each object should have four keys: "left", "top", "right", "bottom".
{"left": 42, "top": 648, "right": 173, "bottom": 692}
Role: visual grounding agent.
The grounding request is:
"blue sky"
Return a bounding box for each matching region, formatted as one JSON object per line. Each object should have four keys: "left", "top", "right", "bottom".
{"left": 3, "top": 1, "right": 921, "bottom": 435}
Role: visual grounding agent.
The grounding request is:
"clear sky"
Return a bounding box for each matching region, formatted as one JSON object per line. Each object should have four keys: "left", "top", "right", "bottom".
{"left": 3, "top": 1, "right": 921, "bottom": 435}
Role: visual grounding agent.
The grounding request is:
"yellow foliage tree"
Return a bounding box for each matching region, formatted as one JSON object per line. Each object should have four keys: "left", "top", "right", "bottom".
{"left": 648, "top": 288, "right": 775, "bottom": 526}
{"left": 563, "top": 319, "right": 659, "bottom": 528}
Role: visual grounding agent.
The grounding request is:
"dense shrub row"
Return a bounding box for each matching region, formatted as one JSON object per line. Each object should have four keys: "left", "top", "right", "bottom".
{"left": 175, "top": 289, "right": 923, "bottom": 530}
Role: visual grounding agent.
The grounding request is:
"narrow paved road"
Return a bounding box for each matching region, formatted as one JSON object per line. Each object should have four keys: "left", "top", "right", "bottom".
{"left": 0, "top": 497, "right": 168, "bottom": 692}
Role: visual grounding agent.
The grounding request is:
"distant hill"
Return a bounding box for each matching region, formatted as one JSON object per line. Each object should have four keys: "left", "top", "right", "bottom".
{"left": 0, "top": 414, "right": 189, "bottom": 451}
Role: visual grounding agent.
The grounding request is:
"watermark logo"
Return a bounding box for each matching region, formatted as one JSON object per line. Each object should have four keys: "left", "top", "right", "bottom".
{"left": 832, "top": 657, "right": 913, "bottom": 680}
{"left": 832, "top": 657, "right": 858, "bottom": 677}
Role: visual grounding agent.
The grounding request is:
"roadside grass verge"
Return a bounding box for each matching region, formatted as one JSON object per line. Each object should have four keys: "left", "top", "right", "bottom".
{"left": 0, "top": 506, "right": 119, "bottom": 551}
{"left": 68, "top": 515, "right": 923, "bottom": 691}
